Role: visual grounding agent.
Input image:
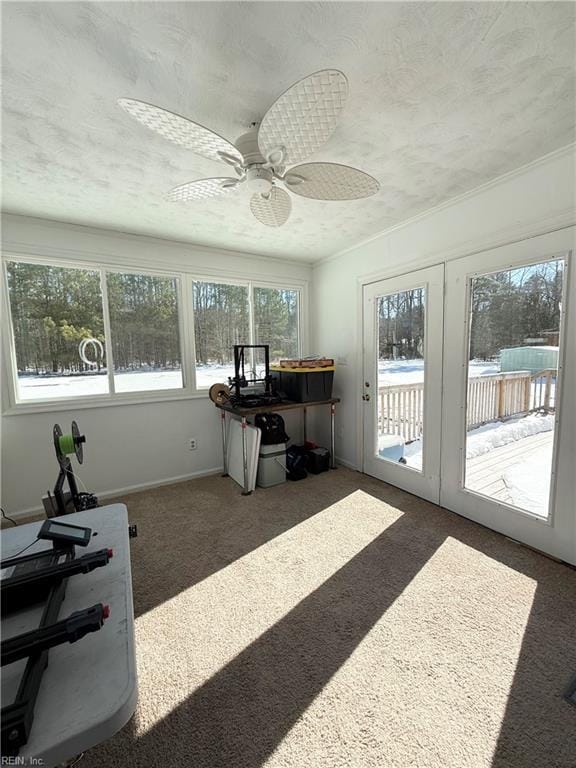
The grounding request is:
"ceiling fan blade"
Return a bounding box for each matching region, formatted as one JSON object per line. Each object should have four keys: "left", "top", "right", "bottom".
{"left": 167, "top": 177, "right": 240, "bottom": 202}
{"left": 258, "top": 70, "right": 348, "bottom": 166}
{"left": 118, "top": 98, "right": 242, "bottom": 164}
{"left": 284, "top": 163, "right": 379, "bottom": 200}
{"left": 250, "top": 187, "right": 291, "bottom": 227}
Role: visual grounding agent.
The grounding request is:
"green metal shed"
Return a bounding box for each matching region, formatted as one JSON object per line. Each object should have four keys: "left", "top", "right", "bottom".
{"left": 499, "top": 346, "right": 559, "bottom": 374}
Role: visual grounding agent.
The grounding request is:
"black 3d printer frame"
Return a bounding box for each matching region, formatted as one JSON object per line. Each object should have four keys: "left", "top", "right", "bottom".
{"left": 230, "top": 345, "right": 274, "bottom": 398}
{"left": 1, "top": 542, "right": 111, "bottom": 756}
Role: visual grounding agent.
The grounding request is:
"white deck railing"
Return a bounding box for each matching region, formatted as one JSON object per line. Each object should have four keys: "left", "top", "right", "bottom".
{"left": 378, "top": 368, "right": 556, "bottom": 439}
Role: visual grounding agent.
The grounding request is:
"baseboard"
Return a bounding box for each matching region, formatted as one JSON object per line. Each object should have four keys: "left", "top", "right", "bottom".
{"left": 96, "top": 466, "right": 224, "bottom": 502}
{"left": 8, "top": 460, "right": 355, "bottom": 522}
{"left": 4, "top": 466, "right": 224, "bottom": 521}
{"left": 335, "top": 456, "right": 358, "bottom": 471}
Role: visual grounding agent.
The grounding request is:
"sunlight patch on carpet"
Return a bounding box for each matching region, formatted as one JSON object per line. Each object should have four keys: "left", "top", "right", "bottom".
{"left": 267, "top": 535, "right": 537, "bottom": 768}
{"left": 134, "top": 489, "right": 402, "bottom": 734}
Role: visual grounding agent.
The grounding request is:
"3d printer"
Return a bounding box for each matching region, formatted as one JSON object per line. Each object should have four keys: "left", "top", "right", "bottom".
{"left": 228, "top": 345, "right": 283, "bottom": 407}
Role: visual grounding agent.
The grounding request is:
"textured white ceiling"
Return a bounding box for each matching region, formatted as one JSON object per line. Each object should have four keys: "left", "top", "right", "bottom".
{"left": 2, "top": 2, "right": 574, "bottom": 262}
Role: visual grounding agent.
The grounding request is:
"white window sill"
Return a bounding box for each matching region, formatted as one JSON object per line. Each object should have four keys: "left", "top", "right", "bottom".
{"left": 2, "top": 389, "right": 212, "bottom": 416}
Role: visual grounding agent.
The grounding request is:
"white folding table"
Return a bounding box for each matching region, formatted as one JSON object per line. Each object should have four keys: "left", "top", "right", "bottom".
{"left": 1, "top": 504, "right": 137, "bottom": 767}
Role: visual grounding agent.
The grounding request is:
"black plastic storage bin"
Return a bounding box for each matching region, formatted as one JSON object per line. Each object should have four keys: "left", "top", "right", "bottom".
{"left": 307, "top": 447, "right": 330, "bottom": 474}
{"left": 271, "top": 366, "right": 335, "bottom": 403}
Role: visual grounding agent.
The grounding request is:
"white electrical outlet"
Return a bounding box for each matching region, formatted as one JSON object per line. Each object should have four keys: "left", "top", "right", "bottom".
{"left": 188, "top": 438, "right": 197, "bottom": 451}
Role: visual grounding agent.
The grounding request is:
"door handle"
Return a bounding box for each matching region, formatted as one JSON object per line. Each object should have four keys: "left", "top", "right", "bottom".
{"left": 362, "top": 393, "right": 371, "bottom": 401}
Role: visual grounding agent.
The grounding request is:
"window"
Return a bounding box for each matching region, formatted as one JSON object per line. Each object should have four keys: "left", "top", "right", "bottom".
{"left": 6, "top": 261, "right": 108, "bottom": 400}
{"left": 192, "top": 281, "right": 250, "bottom": 389}
{"left": 4, "top": 259, "right": 303, "bottom": 405}
{"left": 463, "top": 258, "right": 565, "bottom": 518}
{"left": 107, "top": 272, "right": 183, "bottom": 393}
{"left": 192, "top": 281, "right": 301, "bottom": 389}
{"left": 253, "top": 287, "right": 299, "bottom": 362}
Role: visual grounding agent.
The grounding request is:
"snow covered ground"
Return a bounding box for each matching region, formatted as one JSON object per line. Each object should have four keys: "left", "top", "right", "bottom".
{"left": 195, "top": 364, "right": 236, "bottom": 388}
{"left": 404, "top": 413, "right": 554, "bottom": 467}
{"left": 503, "top": 442, "right": 552, "bottom": 515}
{"left": 16, "top": 364, "right": 235, "bottom": 399}
{"left": 15, "top": 357, "right": 528, "bottom": 399}
{"left": 17, "top": 369, "right": 184, "bottom": 399}
{"left": 378, "top": 358, "right": 498, "bottom": 386}
{"left": 464, "top": 413, "right": 555, "bottom": 459}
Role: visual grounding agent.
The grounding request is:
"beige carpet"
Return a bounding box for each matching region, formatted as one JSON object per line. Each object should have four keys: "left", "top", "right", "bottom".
{"left": 80, "top": 468, "right": 576, "bottom": 768}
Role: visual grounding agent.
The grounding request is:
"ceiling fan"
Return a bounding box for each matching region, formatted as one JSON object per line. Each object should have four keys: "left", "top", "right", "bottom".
{"left": 118, "top": 69, "right": 379, "bottom": 227}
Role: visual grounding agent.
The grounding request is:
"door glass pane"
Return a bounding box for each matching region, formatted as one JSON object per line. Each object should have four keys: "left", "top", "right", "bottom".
{"left": 6, "top": 261, "right": 108, "bottom": 400}
{"left": 107, "top": 272, "right": 183, "bottom": 393}
{"left": 192, "top": 281, "right": 250, "bottom": 388}
{"left": 377, "top": 287, "right": 425, "bottom": 471}
{"left": 464, "top": 258, "right": 565, "bottom": 518}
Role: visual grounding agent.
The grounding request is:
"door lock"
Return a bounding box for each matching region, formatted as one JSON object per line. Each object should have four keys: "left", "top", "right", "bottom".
{"left": 362, "top": 393, "right": 371, "bottom": 401}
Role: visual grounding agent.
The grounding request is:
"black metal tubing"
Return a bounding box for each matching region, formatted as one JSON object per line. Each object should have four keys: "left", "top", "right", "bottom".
{"left": 2, "top": 549, "right": 112, "bottom": 616}
{"left": 1, "top": 577, "right": 67, "bottom": 756}
{"left": 231, "top": 345, "right": 273, "bottom": 397}
{"left": 1, "top": 548, "right": 64, "bottom": 569}
{"left": 2, "top": 603, "right": 108, "bottom": 667}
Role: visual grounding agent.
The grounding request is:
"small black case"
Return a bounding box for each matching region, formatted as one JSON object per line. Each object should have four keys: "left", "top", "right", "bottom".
{"left": 306, "top": 447, "right": 330, "bottom": 474}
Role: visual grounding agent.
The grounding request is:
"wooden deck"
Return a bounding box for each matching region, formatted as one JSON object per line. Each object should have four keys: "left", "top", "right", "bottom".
{"left": 465, "top": 430, "right": 553, "bottom": 505}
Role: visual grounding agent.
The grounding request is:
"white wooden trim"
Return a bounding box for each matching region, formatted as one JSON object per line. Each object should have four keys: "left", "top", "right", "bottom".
{"left": 1, "top": 213, "right": 315, "bottom": 267}
{"left": 99, "top": 268, "right": 116, "bottom": 396}
{"left": 1, "top": 260, "right": 20, "bottom": 411}
{"left": 181, "top": 274, "right": 197, "bottom": 392}
{"left": 1, "top": 243, "right": 311, "bottom": 283}
{"left": 2, "top": 391, "right": 211, "bottom": 417}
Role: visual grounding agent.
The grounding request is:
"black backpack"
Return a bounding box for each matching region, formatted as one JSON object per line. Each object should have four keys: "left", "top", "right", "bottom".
{"left": 286, "top": 445, "right": 308, "bottom": 481}
{"left": 254, "top": 413, "right": 289, "bottom": 445}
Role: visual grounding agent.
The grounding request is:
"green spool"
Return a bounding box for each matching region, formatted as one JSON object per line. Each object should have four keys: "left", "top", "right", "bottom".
{"left": 58, "top": 433, "right": 76, "bottom": 456}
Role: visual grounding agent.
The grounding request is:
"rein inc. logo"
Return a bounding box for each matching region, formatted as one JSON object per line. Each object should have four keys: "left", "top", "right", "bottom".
{"left": 1, "top": 758, "right": 44, "bottom": 766}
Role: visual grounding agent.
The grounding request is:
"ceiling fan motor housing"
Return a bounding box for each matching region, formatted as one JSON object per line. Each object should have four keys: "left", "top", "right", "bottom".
{"left": 234, "top": 130, "right": 264, "bottom": 165}
{"left": 235, "top": 129, "right": 274, "bottom": 193}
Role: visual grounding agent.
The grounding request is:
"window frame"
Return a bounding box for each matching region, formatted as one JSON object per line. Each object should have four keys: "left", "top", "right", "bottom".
{"left": 189, "top": 275, "right": 303, "bottom": 391}
{"left": 1, "top": 253, "right": 306, "bottom": 413}
{"left": 103, "top": 265, "right": 189, "bottom": 396}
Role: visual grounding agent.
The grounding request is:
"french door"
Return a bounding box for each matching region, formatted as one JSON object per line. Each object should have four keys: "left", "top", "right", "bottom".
{"left": 362, "top": 228, "right": 575, "bottom": 564}
{"left": 362, "top": 264, "right": 444, "bottom": 504}
{"left": 441, "top": 230, "right": 574, "bottom": 563}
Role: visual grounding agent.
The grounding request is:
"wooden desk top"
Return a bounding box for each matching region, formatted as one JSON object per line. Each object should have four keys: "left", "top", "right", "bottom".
{"left": 215, "top": 397, "right": 340, "bottom": 417}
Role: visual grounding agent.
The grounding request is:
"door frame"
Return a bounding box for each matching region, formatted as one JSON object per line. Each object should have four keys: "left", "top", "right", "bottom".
{"left": 361, "top": 264, "right": 445, "bottom": 504}
{"left": 440, "top": 228, "right": 575, "bottom": 564}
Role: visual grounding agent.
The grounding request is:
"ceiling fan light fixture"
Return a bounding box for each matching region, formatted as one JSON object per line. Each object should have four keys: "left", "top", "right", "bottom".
{"left": 246, "top": 167, "right": 273, "bottom": 195}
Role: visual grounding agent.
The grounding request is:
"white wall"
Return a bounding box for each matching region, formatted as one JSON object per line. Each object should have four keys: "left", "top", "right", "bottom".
{"left": 1, "top": 215, "right": 312, "bottom": 515}
{"left": 311, "top": 145, "right": 576, "bottom": 468}
{"left": 2, "top": 145, "right": 574, "bottom": 515}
